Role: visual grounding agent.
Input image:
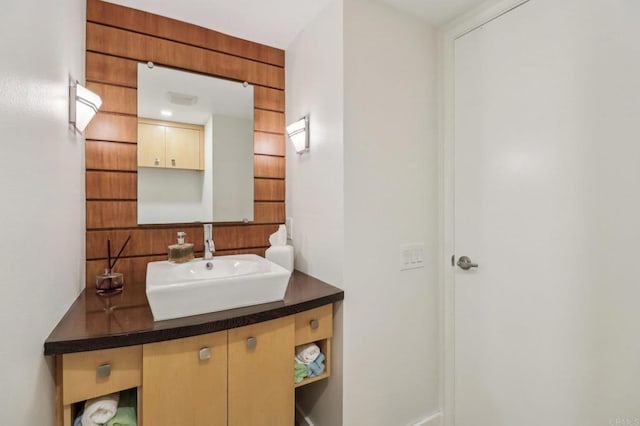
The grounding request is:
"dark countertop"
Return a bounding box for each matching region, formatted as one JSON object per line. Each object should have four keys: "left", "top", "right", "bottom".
{"left": 44, "top": 270, "right": 344, "bottom": 355}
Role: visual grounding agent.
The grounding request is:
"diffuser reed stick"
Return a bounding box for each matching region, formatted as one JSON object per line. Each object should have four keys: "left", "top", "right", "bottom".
{"left": 97, "top": 235, "right": 131, "bottom": 296}
{"left": 107, "top": 239, "right": 112, "bottom": 271}
{"left": 110, "top": 235, "right": 131, "bottom": 270}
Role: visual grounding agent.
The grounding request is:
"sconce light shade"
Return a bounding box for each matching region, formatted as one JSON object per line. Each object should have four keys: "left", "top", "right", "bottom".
{"left": 286, "top": 115, "right": 309, "bottom": 154}
{"left": 69, "top": 81, "right": 102, "bottom": 133}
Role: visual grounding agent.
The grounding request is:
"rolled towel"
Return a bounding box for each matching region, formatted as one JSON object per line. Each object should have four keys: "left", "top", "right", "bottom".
{"left": 307, "top": 352, "right": 326, "bottom": 378}
{"left": 82, "top": 392, "right": 119, "bottom": 426}
{"left": 295, "top": 343, "right": 320, "bottom": 365}
{"left": 106, "top": 388, "right": 137, "bottom": 426}
{"left": 294, "top": 359, "right": 308, "bottom": 384}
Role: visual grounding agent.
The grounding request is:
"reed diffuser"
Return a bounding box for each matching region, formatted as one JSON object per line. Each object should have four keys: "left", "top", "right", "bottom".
{"left": 96, "top": 235, "right": 131, "bottom": 295}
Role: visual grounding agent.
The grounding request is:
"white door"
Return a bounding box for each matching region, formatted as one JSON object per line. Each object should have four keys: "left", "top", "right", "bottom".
{"left": 453, "top": 1, "right": 640, "bottom": 425}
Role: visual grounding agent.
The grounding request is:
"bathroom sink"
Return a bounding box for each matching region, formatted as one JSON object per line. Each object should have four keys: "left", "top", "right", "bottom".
{"left": 145, "top": 254, "right": 291, "bottom": 321}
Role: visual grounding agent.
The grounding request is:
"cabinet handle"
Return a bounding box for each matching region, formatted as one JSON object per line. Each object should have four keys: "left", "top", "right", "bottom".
{"left": 309, "top": 319, "right": 320, "bottom": 330}
{"left": 246, "top": 337, "right": 257, "bottom": 349}
{"left": 96, "top": 363, "right": 111, "bottom": 378}
{"left": 154, "top": 158, "right": 160, "bottom": 165}
{"left": 171, "top": 158, "right": 176, "bottom": 166}
{"left": 199, "top": 347, "right": 212, "bottom": 361}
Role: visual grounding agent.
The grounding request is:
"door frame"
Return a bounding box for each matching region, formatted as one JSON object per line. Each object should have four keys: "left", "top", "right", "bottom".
{"left": 437, "top": 1, "right": 532, "bottom": 424}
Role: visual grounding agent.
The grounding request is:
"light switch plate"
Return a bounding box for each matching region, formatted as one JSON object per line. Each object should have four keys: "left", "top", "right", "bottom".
{"left": 400, "top": 244, "right": 425, "bottom": 271}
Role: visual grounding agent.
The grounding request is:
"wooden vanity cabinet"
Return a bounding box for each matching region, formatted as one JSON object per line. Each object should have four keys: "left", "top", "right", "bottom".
{"left": 138, "top": 118, "right": 204, "bottom": 170}
{"left": 56, "top": 346, "right": 142, "bottom": 426}
{"left": 142, "top": 331, "right": 227, "bottom": 426}
{"left": 294, "top": 303, "right": 333, "bottom": 387}
{"left": 228, "top": 316, "right": 295, "bottom": 426}
{"left": 55, "top": 304, "right": 334, "bottom": 426}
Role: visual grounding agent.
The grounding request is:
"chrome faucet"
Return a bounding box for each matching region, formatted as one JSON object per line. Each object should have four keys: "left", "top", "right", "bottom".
{"left": 203, "top": 224, "right": 215, "bottom": 260}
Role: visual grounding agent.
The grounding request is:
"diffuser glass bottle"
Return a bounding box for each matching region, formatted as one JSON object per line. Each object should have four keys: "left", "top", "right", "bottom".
{"left": 96, "top": 236, "right": 130, "bottom": 295}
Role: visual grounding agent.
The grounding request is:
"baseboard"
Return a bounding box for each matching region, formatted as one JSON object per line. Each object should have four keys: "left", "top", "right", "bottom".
{"left": 296, "top": 405, "right": 442, "bottom": 426}
{"left": 411, "top": 411, "right": 443, "bottom": 426}
{"left": 295, "top": 404, "right": 315, "bottom": 426}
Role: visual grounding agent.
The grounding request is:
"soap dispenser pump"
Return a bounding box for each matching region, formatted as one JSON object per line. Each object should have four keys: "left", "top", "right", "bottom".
{"left": 168, "top": 231, "right": 194, "bottom": 263}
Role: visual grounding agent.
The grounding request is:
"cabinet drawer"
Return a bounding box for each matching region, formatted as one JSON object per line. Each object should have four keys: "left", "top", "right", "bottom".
{"left": 295, "top": 304, "right": 333, "bottom": 345}
{"left": 61, "top": 345, "right": 142, "bottom": 404}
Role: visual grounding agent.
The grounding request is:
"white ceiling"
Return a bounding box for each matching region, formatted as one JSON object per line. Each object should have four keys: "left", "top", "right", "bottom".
{"left": 107, "top": 0, "right": 488, "bottom": 49}
{"left": 380, "top": 0, "right": 489, "bottom": 26}
{"left": 138, "top": 63, "right": 253, "bottom": 125}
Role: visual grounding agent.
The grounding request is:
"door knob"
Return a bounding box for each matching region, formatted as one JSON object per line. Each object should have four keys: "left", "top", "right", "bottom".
{"left": 457, "top": 256, "right": 478, "bottom": 270}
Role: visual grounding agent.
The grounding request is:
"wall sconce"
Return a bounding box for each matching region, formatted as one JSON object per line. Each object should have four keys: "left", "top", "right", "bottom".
{"left": 69, "top": 80, "right": 102, "bottom": 133}
{"left": 286, "top": 115, "right": 309, "bottom": 154}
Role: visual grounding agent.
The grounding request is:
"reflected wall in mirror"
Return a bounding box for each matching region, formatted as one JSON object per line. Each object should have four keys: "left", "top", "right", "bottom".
{"left": 137, "top": 63, "right": 254, "bottom": 224}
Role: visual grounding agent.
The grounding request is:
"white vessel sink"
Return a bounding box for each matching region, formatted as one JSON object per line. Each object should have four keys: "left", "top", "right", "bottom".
{"left": 146, "top": 254, "right": 291, "bottom": 321}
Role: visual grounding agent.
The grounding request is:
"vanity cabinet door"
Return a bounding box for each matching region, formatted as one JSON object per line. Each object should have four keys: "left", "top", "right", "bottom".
{"left": 228, "top": 316, "right": 295, "bottom": 426}
{"left": 138, "top": 122, "right": 166, "bottom": 167}
{"left": 142, "top": 331, "right": 227, "bottom": 426}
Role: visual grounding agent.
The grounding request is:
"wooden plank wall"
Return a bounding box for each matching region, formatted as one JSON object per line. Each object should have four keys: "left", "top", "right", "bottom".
{"left": 84, "top": 0, "right": 286, "bottom": 286}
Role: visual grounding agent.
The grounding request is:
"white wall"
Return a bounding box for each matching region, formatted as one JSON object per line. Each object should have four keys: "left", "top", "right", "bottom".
{"left": 286, "top": 0, "right": 344, "bottom": 287}
{"left": 343, "top": 0, "right": 440, "bottom": 425}
{"left": 0, "top": 0, "right": 86, "bottom": 424}
{"left": 212, "top": 115, "right": 254, "bottom": 222}
{"left": 286, "top": 0, "right": 344, "bottom": 424}
{"left": 288, "top": 0, "right": 440, "bottom": 424}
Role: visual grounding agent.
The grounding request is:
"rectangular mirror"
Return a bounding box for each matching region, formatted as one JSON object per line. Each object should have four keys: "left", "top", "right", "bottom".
{"left": 137, "top": 63, "right": 254, "bottom": 224}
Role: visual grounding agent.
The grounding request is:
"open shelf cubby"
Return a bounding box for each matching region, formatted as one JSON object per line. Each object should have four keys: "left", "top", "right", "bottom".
{"left": 294, "top": 338, "right": 331, "bottom": 388}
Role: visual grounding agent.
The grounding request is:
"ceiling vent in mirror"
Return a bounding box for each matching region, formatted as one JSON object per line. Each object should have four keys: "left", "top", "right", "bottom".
{"left": 167, "top": 91, "right": 198, "bottom": 106}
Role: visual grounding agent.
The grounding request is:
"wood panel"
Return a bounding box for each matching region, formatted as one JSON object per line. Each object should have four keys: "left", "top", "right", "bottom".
{"left": 254, "top": 132, "right": 285, "bottom": 156}
{"left": 254, "top": 202, "right": 285, "bottom": 224}
{"left": 213, "top": 224, "right": 278, "bottom": 250}
{"left": 86, "top": 171, "right": 136, "bottom": 200}
{"left": 255, "top": 179, "right": 285, "bottom": 201}
{"left": 62, "top": 345, "right": 142, "bottom": 404}
{"left": 86, "top": 225, "right": 277, "bottom": 260}
{"left": 84, "top": 0, "right": 286, "bottom": 287}
{"left": 255, "top": 109, "right": 285, "bottom": 134}
{"left": 86, "top": 141, "right": 137, "bottom": 171}
{"left": 86, "top": 201, "right": 137, "bottom": 229}
{"left": 86, "top": 52, "right": 137, "bottom": 87}
{"left": 87, "top": 227, "right": 204, "bottom": 260}
{"left": 221, "top": 248, "right": 267, "bottom": 257}
{"left": 86, "top": 23, "right": 284, "bottom": 89}
{"left": 86, "top": 82, "right": 136, "bottom": 115}
{"left": 142, "top": 331, "right": 227, "bottom": 426}
{"left": 87, "top": 255, "right": 165, "bottom": 288}
{"left": 85, "top": 112, "right": 137, "bottom": 143}
{"left": 294, "top": 304, "right": 333, "bottom": 346}
{"left": 255, "top": 155, "right": 285, "bottom": 179}
{"left": 87, "top": 0, "right": 284, "bottom": 67}
{"left": 254, "top": 87, "right": 285, "bottom": 112}
{"left": 228, "top": 316, "right": 294, "bottom": 426}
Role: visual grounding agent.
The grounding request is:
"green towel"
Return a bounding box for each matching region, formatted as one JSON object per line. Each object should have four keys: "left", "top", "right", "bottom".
{"left": 105, "top": 389, "right": 137, "bottom": 426}
{"left": 294, "top": 359, "right": 308, "bottom": 384}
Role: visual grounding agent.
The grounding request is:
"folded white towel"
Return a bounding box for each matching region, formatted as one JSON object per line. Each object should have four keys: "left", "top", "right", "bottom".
{"left": 82, "top": 392, "right": 119, "bottom": 426}
{"left": 295, "top": 343, "right": 320, "bottom": 365}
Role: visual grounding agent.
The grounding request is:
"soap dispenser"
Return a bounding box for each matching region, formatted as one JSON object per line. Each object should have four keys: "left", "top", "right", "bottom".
{"left": 168, "top": 232, "right": 194, "bottom": 263}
